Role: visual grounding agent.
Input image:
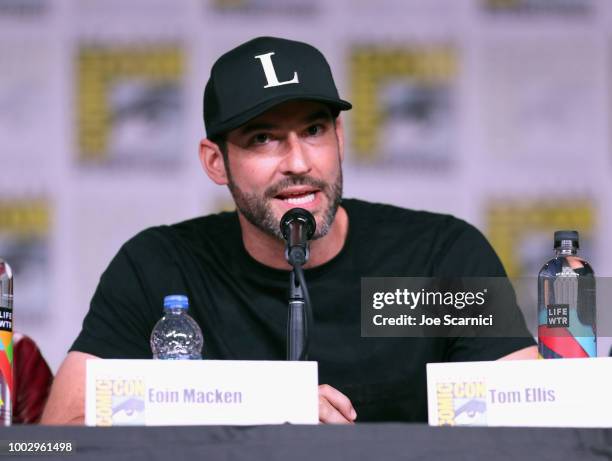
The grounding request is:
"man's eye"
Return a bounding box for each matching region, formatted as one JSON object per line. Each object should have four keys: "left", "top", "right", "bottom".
{"left": 306, "top": 124, "right": 325, "bottom": 136}
{"left": 251, "top": 133, "right": 270, "bottom": 145}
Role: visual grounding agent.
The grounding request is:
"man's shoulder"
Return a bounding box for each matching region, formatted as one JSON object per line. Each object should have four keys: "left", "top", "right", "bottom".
{"left": 343, "top": 198, "right": 492, "bottom": 269}
{"left": 344, "top": 199, "right": 503, "bottom": 276}
{"left": 343, "top": 198, "right": 473, "bottom": 236}
{"left": 122, "top": 210, "right": 238, "bottom": 254}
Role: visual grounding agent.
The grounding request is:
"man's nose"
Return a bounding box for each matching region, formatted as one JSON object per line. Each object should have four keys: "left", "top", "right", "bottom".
{"left": 279, "top": 133, "right": 311, "bottom": 176}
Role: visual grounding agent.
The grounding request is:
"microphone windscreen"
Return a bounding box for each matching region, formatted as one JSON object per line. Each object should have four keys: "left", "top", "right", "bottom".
{"left": 280, "top": 208, "right": 316, "bottom": 241}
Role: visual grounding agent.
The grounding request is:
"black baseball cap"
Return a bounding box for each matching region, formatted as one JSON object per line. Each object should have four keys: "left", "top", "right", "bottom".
{"left": 203, "top": 36, "right": 352, "bottom": 139}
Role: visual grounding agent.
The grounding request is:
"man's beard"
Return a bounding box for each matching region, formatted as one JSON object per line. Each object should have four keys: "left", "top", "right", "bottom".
{"left": 227, "top": 170, "right": 343, "bottom": 241}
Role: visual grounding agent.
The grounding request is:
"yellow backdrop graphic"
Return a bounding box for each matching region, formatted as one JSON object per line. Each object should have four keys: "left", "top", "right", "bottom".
{"left": 77, "top": 44, "right": 183, "bottom": 162}
{"left": 487, "top": 200, "right": 595, "bottom": 278}
{"left": 350, "top": 45, "right": 456, "bottom": 161}
{"left": 210, "top": 0, "right": 316, "bottom": 14}
{"left": 0, "top": 199, "right": 49, "bottom": 238}
{"left": 482, "top": 0, "right": 592, "bottom": 14}
{"left": 0, "top": 198, "right": 50, "bottom": 318}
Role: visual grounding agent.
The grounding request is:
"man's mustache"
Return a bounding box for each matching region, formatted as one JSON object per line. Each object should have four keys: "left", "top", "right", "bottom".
{"left": 265, "top": 176, "right": 329, "bottom": 199}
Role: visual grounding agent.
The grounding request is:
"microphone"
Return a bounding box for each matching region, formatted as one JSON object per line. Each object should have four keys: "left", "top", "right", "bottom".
{"left": 280, "top": 208, "right": 316, "bottom": 267}
{"left": 280, "top": 208, "right": 316, "bottom": 361}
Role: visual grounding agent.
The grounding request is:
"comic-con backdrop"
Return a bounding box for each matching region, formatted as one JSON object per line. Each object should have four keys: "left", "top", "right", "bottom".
{"left": 1, "top": 0, "right": 611, "bottom": 370}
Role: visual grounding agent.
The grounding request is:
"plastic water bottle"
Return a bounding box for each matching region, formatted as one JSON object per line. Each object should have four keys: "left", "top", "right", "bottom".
{"left": 538, "top": 231, "right": 596, "bottom": 359}
{"left": 150, "top": 295, "right": 203, "bottom": 360}
{"left": 0, "top": 258, "right": 13, "bottom": 426}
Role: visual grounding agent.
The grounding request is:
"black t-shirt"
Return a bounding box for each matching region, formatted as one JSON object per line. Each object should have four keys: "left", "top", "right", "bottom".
{"left": 72, "top": 198, "right": 534, "bottom": 422}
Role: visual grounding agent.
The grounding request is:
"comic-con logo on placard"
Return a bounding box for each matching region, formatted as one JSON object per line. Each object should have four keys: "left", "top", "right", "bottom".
{"left": 436, "top": 381, "right": 487, "bottom": 426}
{"left": 95, "top": 379, "right": 145, "bottom": 426}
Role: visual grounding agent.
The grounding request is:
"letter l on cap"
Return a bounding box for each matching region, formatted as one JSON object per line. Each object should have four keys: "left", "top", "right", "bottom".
{"left": 254, "top": 52, "right": 299, "bottom": 88}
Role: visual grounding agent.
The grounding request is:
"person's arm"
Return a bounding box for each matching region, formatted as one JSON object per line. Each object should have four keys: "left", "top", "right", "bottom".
{"left": 499, "top": 345, "right": 537, "bottom": 360}
{"left": 436, "top": 221, "right": 537, "bottom": 361}
{"left": 40, "top": 351, "right": 99, "bottom": 425}
{"left": 44, "top": 232, "right": 169, "bottom": 426}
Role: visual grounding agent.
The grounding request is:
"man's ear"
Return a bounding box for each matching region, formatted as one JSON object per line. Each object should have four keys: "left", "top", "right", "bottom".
{"left": 199, "top": 138, "right": 228, "bottom": 185}
{"left": 334, "top": 115, "right": 345, "bottom": 163}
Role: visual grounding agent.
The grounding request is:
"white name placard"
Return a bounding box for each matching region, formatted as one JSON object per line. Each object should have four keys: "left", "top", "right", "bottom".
{"left": 427, "top": 357, "right": 612, "bottom": 428}
{"left": 85, "top": 360, "right": 318, "bottom": 426}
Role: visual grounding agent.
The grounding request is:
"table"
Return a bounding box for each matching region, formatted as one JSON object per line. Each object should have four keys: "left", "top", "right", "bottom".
{"left": 2, "top": 424, "right": 611, "bottom": 460}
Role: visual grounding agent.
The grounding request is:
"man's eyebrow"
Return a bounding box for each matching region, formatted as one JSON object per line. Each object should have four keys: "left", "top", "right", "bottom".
{"left": 238, "top": 122, "right": 276, "bottom": 136}
{"left": 303, "top": 109, "right": 333, "bottom": 124}
{"left": 237, "top": 109, "right": 333, "bottom": 136}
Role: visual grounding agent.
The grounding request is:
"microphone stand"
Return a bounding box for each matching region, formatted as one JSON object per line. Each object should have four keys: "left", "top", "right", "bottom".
{"left": 281, "top": 208, "right": 315, "bottom": 361}
{"left": 286, "top": 247, "right": 313, "bottom": 361}
{"left": 287, "top": 267, "right": 307, "bottom": 361}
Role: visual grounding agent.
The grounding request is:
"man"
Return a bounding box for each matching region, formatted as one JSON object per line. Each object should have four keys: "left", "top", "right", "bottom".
{"left": 42, "top": 36, "right": 536, "bottom": 425}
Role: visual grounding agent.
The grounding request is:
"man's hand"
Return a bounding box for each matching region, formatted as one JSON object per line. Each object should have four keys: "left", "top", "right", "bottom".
{"left": 318, "top": 384, "right": 357, "bottom": 424}
{"left": 41, "top": 351, "right": 99, "bottom": 425}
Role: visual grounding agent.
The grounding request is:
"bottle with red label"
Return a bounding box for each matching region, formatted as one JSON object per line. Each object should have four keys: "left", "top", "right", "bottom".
{"left": 537, "top": 231, "right": 596, "bottom": 359}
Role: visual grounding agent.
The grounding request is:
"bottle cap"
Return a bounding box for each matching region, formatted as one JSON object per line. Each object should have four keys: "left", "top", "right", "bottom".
{"left": 164, "top": 295, "right": 189, "bottom": 309}
{"left": 554, "top": 230, "right": 579, "bottom": 249}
